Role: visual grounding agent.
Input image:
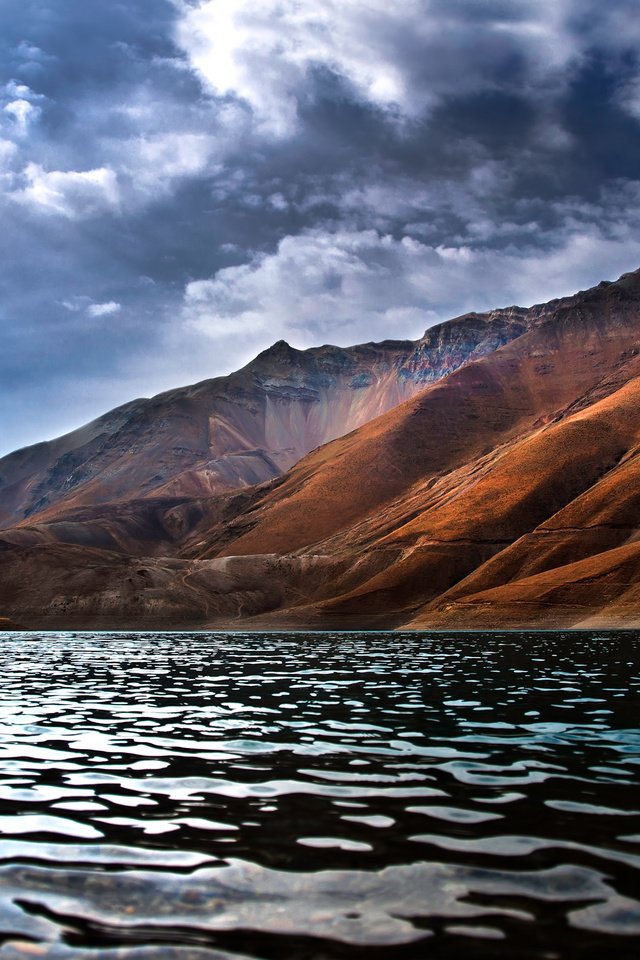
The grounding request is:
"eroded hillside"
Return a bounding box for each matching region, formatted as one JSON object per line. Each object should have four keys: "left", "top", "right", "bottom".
{"left": 2, "top": 270, "right": 640, "bottom": 629}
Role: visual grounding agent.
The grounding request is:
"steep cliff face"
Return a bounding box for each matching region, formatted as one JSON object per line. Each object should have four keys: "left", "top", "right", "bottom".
{"left": 0, "top": 307, "right": 529, "bottom": 529}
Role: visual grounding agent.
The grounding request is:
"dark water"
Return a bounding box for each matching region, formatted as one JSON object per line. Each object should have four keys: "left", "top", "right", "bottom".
{"left": 0, "top": 632, "right": 639, "bottom": 960}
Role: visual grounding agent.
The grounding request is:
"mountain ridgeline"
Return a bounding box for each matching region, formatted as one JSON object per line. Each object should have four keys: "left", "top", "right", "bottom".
{"left": 2, "top": 270, "right": 640, "bottom": 629}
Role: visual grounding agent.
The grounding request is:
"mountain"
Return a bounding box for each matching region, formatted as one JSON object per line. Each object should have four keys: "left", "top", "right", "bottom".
{"left": 0, "top": 311, "right": 527, "bottom": 531}
{"left": 1, "top": 269, "right": 640, "bottom": 629}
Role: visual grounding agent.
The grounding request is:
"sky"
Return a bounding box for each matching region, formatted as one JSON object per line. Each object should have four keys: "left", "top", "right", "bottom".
{"left": 2, "top": 0, "right": 640, "bottom": 455}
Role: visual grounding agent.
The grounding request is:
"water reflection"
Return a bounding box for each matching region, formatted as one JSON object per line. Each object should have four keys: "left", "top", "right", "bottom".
{"left": 0, "top": 630, "right": 638, "bottom": 959}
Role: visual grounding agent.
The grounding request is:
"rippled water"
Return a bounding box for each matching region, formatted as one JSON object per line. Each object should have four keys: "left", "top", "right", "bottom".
{"left": 0, "top": 631, "right": 639, "bottom": 959}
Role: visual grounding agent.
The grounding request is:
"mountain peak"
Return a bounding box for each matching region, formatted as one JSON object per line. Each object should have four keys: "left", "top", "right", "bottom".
{"left": 246, "top": 339, "right": 306, "bottom": 371}
{"left": 259, "top": 338, "right": 297, "bottom": 356}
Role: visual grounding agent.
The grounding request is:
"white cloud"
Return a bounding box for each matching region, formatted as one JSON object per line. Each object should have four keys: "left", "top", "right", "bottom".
{"left": 87, "top": 301, "right": 121, "bottom": 318}
{"left": 3, "top": 99, "right": 40, "bottom": 137}
{"left": 16, "top": 42, "right": 54, "bottom": 63}
{"left": 117, "top": 131, "right": 222, "bottom": 193}
{"left": 101, "top": 86, "right": 246, "bottom": 200}
{"left": 5, "top": 80, "right": 36, "bottom": 99}
{"left": 174, "top": 0, "right": 413, "bottom": 135}
{"left": 1, "top": 82, "right": 44, "bottom": 142}
{"left": 61, "top": 297, "right": 85, "bottom": 312}
{"left": 0, "top": 138, "right": 18, "bottom": 192}
{"left": 174, "top": 0, "right": 431, "bottom": 136}
{"left": 174, "top": 0, "right": 585, "bottom": 137}
{"left": 62, "top": 297, "right": 122, "bottom": 317}
{"left": 0, "top": 138, "right": 17, "bottom": 165}
{"left": 11, "top": 163, "right": 120, "bottom": 218}
{"left": 179, "top": 204, "right": 640, "bottom": 352}
{"left": 183, "top": 230, "right": 408, "bottom": 342}
{"left": 3, "top": 79, "right": 44, "bottom": 102}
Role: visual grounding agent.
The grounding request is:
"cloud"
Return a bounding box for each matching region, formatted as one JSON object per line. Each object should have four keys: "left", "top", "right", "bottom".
{"left": 127, "top": 132, "right": 216, "bottom": 180}
{"left": 3, "top": 98, "right": 40, "bottom": 137}
{"left": 0, "top": 138, "right": 18, "bottom": 178}
{"left": 0, "top": 80, "right": 42, "bottom": 145}
{"left": 87, "top": 300, "right": 121, "bottom": 318}
{"left": 175, "top": 0, "right": 417, "bottom": 135}
{"left": 183, "top": 230, "right": 424, "bottom": 344}
{"left": 180, "top": 198, "right": 640, "bottom": 351}
{"left": 174, "top": 0, "right": 588, "bottom": 137}
{"left": 62, "top": 297, "right": 122, "bottom": 318}
{"left": 11, "top": 163, "right": 119, "bottom": 218}
{"left": 112, "top": 124, "right": 235, "bottom": 199}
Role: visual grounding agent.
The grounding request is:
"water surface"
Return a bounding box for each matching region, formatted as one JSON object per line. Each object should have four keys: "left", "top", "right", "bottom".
{"left": 0, "top": 630, "right": 639, "bottom": 959}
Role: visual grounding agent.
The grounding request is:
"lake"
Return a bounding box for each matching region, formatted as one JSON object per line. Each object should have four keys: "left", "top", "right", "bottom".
{"left": 0, "top": 631, "right": 639, "bottom": 959}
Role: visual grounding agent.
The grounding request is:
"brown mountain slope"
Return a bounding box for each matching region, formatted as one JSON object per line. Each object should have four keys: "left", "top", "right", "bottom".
{"left": 0, "top": 310, "right": 528, "bottom": 531}
{"left": 187, "top": 270, "right": 640, "bottom": 562}
{"left": 333, "top": 371, "right": 640, "bottom": 629}
{"left": 406, "top": 389, "right": 640, "bottom": 628}
{"left": 1, "top": 269, "right": 640, "bottom": 629}
{"left": 174, "top": 269, "right": 640, "bottom": 628}
{"left": 412, "top": 541, "right": 640, "bottom": 629}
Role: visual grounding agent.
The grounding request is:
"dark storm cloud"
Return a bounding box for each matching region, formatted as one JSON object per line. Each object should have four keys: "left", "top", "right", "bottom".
{"left": 2, "top": 0, "right": 640, "bottom": 453}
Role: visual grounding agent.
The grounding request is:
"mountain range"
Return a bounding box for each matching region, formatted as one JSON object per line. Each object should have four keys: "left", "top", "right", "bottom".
{"left": 2, "top": 269, "right": 640, "bottom": 630}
